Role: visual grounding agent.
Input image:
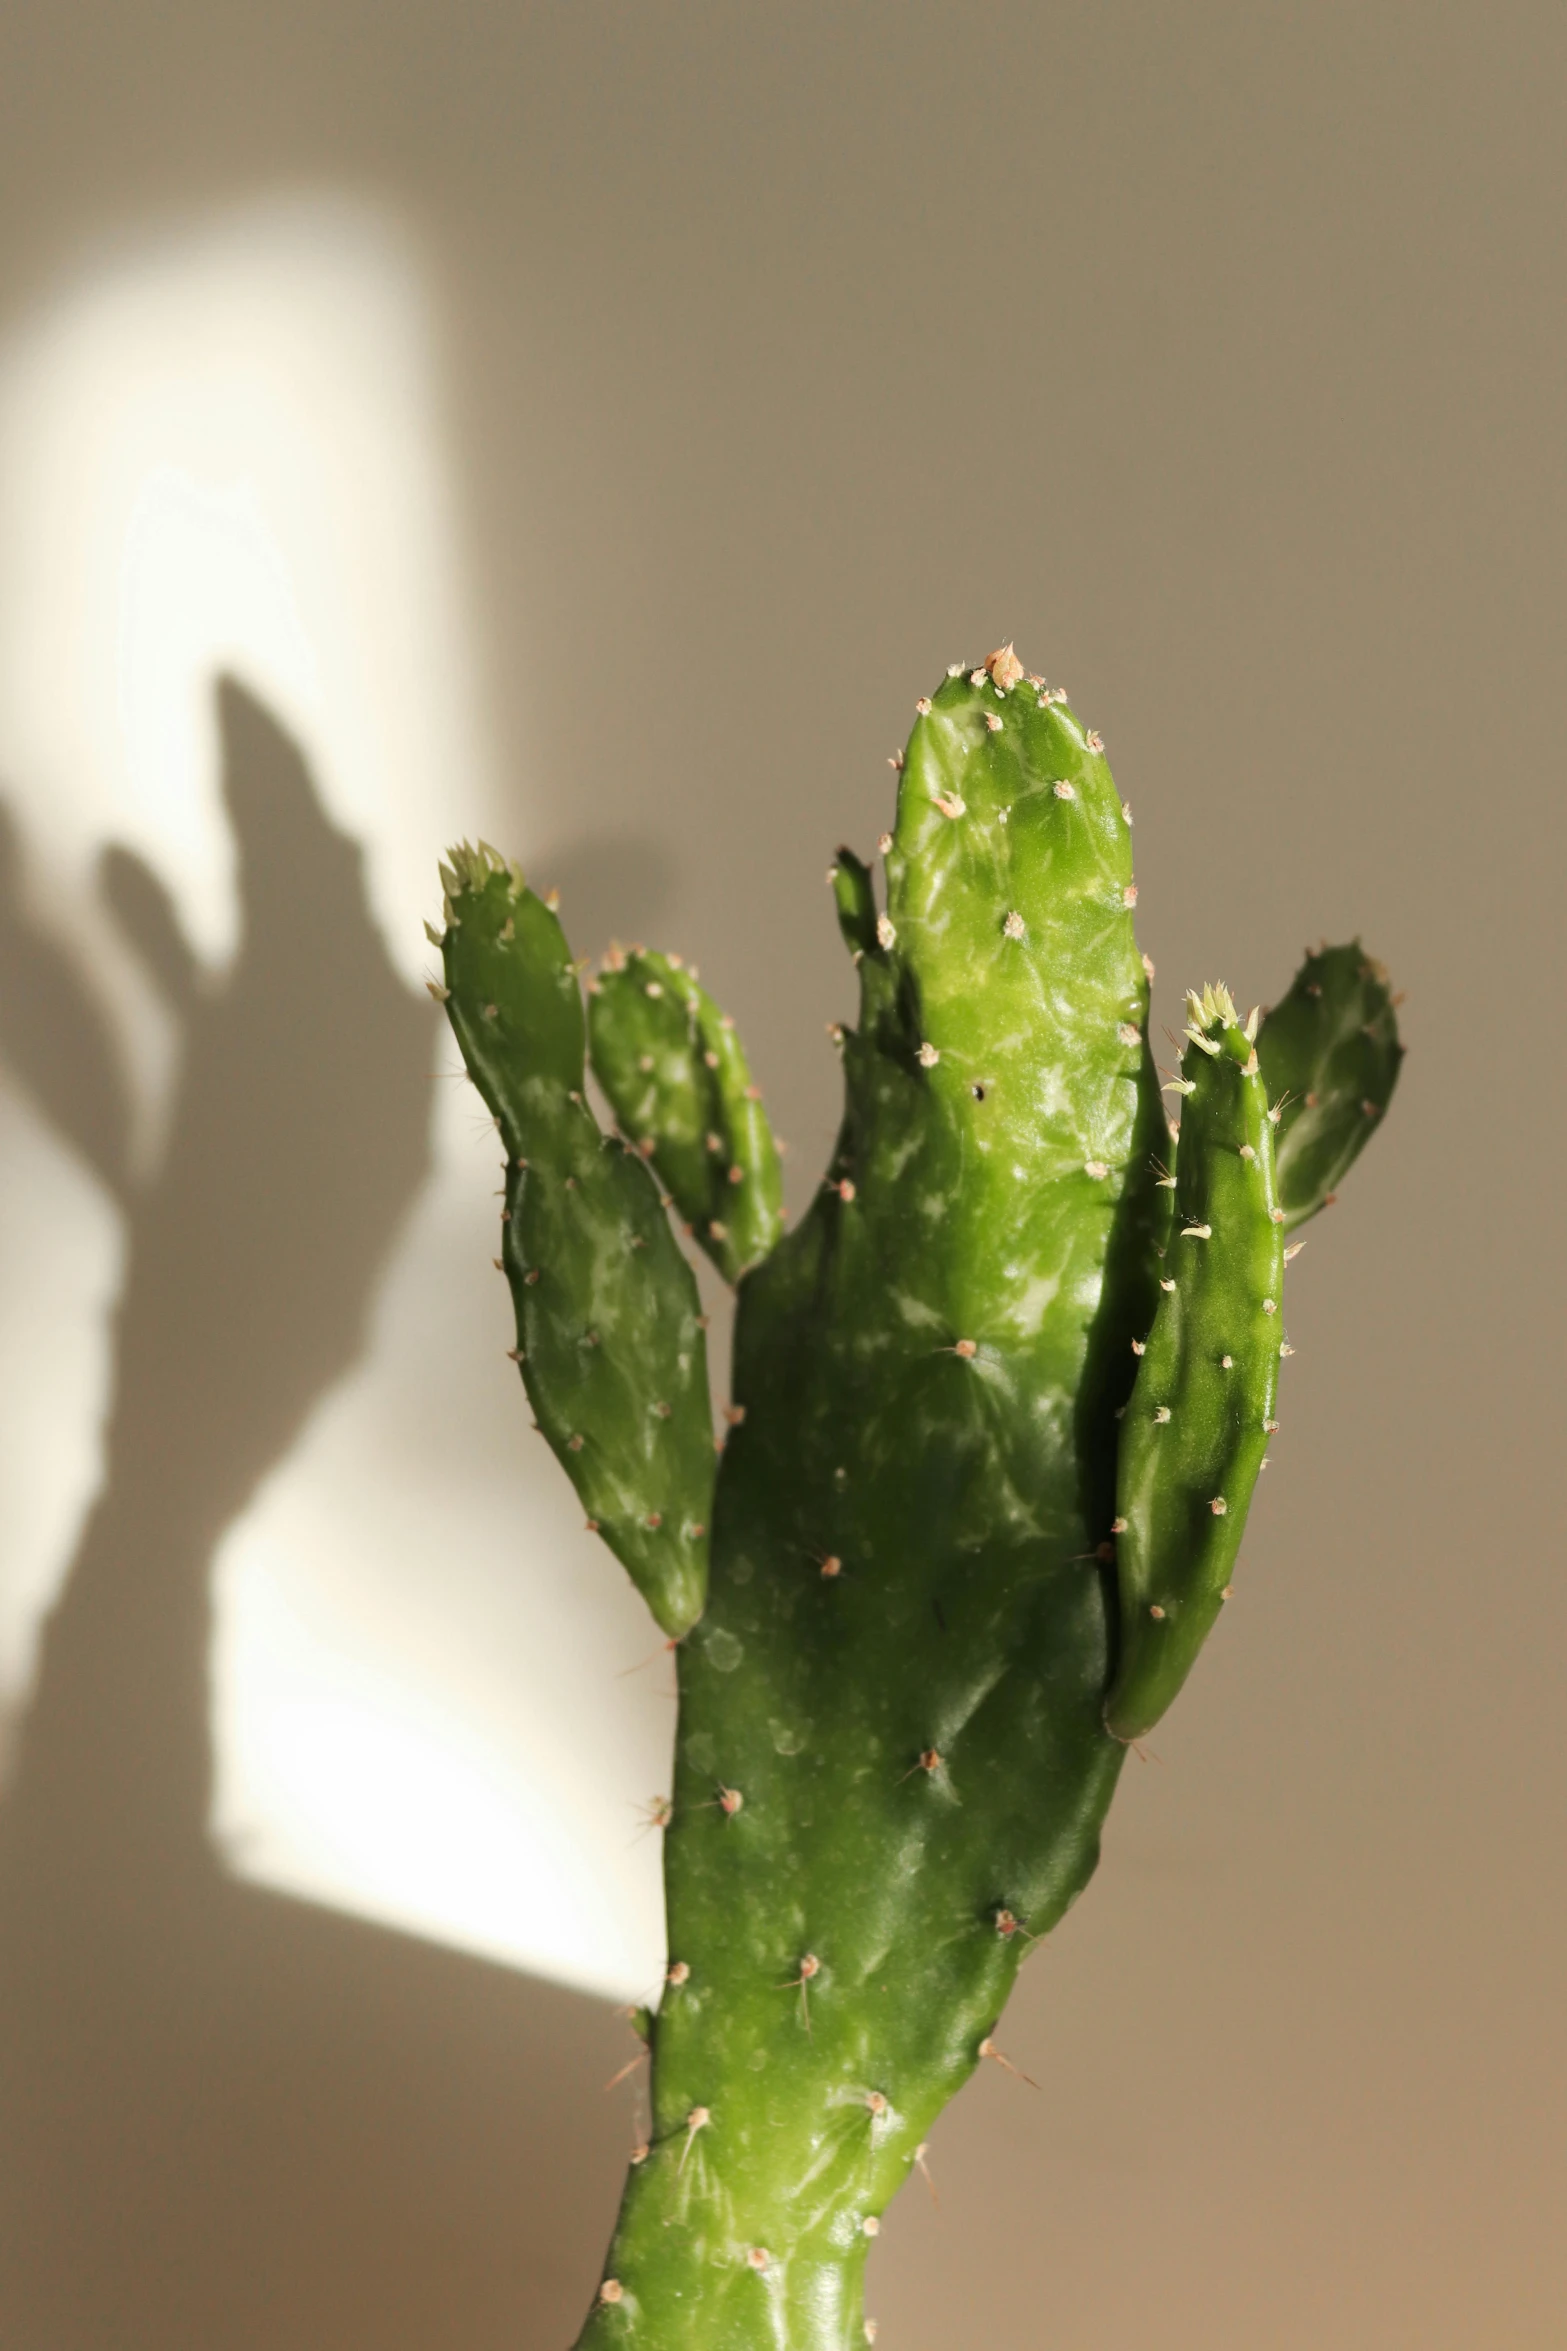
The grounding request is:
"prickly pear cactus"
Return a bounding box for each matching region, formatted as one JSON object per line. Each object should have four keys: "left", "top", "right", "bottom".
{"left": 434, "top": 647, "right": 1401, "bottom": 2349}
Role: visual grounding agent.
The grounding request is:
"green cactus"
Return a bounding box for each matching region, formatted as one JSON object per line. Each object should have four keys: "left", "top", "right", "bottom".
{"left": 436, "top": 852, "right": 713, "bottom": 1638}
{"left": 588, "top": 945, "right": 785, "bottom": 1284}
{"left": 1254, "top": 941, "right": 1404, "bottom": 1230}
{"left": 434, "top": 647, "right": 1400, "bottom": 2348}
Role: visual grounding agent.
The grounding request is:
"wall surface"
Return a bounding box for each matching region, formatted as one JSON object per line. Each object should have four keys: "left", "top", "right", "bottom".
{"left": 0, "top": 4, "right": 1562, "bottom": 2346}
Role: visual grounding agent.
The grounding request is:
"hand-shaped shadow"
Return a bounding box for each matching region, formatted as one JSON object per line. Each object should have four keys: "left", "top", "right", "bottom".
{"left": 0, "top": 799, "right": 138, "bottom": 1205}
{"left": 0, "top": 681, "right": 630, "bottom": 2349}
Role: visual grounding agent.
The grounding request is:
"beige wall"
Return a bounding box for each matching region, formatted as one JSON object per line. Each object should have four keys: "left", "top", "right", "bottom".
{"left": 0, "top": 3, "right": 1563, "bottom": 2344}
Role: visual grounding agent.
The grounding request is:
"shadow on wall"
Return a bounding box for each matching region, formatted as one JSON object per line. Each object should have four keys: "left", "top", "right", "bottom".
{"left": 0, "top": 680, "right": 627, "bottom": 2349}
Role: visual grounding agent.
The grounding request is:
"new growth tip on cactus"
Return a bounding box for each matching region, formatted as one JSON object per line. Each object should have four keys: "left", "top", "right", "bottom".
{"left": 434, "top": 647, "right": 1401, "bottom": 2348}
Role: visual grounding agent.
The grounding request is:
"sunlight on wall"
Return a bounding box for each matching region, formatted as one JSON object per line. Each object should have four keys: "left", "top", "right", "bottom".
{"left": 0, "top": 193, "right": 485, "bottom": 981}
{"left": 0, "top": 193, "right": 669, "bottom": 1998}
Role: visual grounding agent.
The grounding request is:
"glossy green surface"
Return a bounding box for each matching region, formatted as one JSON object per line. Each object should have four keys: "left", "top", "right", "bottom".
{"left": 577, "top": 658, "right": 1160, "bottom": 2346}
{"left": 1256, "top": 942, "right": 1403, "bottom": 1231}
{"left": 434, "top": 656, "right": 1401, "bottom": 2351}
{"left": 440, "top": 846, "right": 713, "bottom": 1637}
{"left": 1105, "top": 988, "right": 1285, "bottom": 1742}
{"left": 588, "top": 947, "right": 784, "bottom": 1283}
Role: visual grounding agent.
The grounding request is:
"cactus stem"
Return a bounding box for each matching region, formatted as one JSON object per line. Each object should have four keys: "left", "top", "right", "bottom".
{"left": 677, "top": 2107, "right": 710, "bottom": 2172}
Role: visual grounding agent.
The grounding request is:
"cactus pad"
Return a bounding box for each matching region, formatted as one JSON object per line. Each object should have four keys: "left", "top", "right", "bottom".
{"left": 440, "top": 847, "right": 714, "bottom": 1637}
{"left": 1256, "top": 942, "right": 1403, "bottom": 1230}
{"left": 588, "top": 947, "right": 784, "bottom": 1284}
{"left": 1104, "top": 985, "right": 1285, "bottom": 1741}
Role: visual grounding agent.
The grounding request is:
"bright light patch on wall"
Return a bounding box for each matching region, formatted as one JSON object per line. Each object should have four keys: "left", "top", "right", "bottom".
{"left": 0, "top": 194, "right": 669, "bottom": 1997}
{"left": 213, "top": 1274, "right": 663, "bottom": 1999}
{"left": 0, "top": 192, "right": 487, "bottom": 981}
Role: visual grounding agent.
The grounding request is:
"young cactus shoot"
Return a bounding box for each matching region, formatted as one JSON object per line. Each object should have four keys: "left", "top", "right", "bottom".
{"left": 434, "top": 647, "right": 1401, "bottom": 2349}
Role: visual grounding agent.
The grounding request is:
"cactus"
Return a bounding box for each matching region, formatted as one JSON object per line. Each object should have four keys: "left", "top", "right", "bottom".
{"left": 434, "top": 648, "right": 1400, "bottom": 2348}
{"left": 588, "top": 945, "right": 785, "bottom": 1284}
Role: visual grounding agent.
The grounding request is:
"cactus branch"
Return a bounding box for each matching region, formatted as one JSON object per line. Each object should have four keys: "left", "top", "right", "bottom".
{"left": 828, "top": 846, "right": 880, "bottom": 962}
{"left": 1104, "top": 985, "right": 1285, "bottom": 1742}
{"left": 440, "top": 846, "right": 713, "bottom": 1637}
{"left": 1256, "top": 942, "right": 1403, "bottom": 1231}
{"left": 588, "top": 948, "right": 784, "bottom": 1284}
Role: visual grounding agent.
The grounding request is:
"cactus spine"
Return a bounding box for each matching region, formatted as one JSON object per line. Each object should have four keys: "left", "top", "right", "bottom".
{"left": 436, "top": 648, "right": 1400, "bottom": 2348}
